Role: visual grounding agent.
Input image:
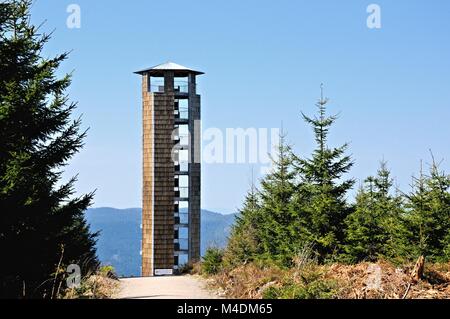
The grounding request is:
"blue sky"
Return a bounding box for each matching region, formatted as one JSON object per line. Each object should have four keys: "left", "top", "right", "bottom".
{"left": 31, "top": 0, "right": 450, "bottom": 214}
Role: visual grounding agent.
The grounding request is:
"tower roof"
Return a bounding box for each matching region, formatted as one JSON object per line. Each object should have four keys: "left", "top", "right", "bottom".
{"left": 134, "top": 62, "right": 204, "bottom": 76}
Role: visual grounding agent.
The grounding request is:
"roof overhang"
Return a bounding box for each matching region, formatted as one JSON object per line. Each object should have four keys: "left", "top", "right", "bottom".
{"left": 134, "top": 62, "right": 204, "bottom": 77}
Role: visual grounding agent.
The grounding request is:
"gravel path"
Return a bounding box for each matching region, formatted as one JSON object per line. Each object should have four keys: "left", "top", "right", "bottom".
{"left": 117, "top": 275, "right": 218, "bottom": 299}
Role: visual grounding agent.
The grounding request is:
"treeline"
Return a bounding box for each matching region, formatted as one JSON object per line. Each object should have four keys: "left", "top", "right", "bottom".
{"left": 222, "top": 94, "right": 450, "bottom": 268}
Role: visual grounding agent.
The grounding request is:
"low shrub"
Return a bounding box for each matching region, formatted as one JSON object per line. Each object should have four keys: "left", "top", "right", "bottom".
{"left": 202, "top": 247, "right": 225, "bottom": 275}
{"left": 262, "top": 279, "right": 337, "bottom": 299}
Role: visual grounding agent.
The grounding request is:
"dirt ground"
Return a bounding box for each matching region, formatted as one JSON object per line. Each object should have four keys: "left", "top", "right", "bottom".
{"left": 116, "top": 275, "right": 219, "bottom": 299}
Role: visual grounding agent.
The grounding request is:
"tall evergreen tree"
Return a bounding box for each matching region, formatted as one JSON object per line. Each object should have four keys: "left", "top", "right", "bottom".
{"left": 295, "top": 87, "right": 354, "bottom": 261}
{"left": 258, "top": 133, "right": 297, "bottom": 265}
{"left": 406, "top": 159, "right": 450, "bottom": 261}
{"left": 0, "top": 0, "right": 98, "bottom": 298}
{"left": 344, "top": 162, "right": 409, "bottom": 262}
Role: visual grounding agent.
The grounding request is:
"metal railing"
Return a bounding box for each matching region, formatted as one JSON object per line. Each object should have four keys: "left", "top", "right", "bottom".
{"left": 174, "top": 82, "right": 189, "bottom": 93}
{"left": 148, "top": 81, "right": 195, "bottom": 94}
{"left": 149, "top": 84, "right": 165, "bottom": 93}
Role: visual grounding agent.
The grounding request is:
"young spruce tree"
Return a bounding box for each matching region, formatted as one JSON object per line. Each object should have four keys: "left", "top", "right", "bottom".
{"left": 0, "top": 0, "right": 98, "bottom": 298}
{"left": 344, "top": 161, "right": 409, "bottom": 263}
{"left": 406, "top": 159, "right": 450, "bottom": 261}
{"left": 258, "top": 133, "right": 297, "bottom": 265}
{"left": 224, "top": 183, "right": 262, "bottom": 267}
{"left": 295, "top": 87, "right": 354, "bottom": 261}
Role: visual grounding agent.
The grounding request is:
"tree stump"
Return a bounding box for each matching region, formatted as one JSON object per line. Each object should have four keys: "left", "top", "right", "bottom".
{"left": 410, "top": 256, "right": 425, "bottom": 282}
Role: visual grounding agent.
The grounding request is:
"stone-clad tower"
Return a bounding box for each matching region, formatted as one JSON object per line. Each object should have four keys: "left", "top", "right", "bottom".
{"left": 135, "top": 62, "right": 203, "bottom": 276}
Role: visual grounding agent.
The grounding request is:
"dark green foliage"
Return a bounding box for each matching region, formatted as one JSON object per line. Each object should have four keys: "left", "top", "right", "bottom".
{"left": 405, "top": 160, "right": 450, "bottom": 262}
{"left": 224, "top": 186, "right": 261, "bottom": 266}
{"left": 0, "top": 0, "right": 98, "bottom": 298}
{"left": 202, "top": 247, "right": 224, "bottom": 275}
{"left": 294, "top": 93, "right": 354, "bottom": 261}
{"left": 258, "top": 134, "right": 299, "bottom": 265}
{"left": 223, "top": 134, "right": 299, "bottom": 267}
{"left": 225, "top": 134, "right": 305, "bottom": 267}
{"left": 344, "top": 162, "right": 410, "bottom": 263}
{"left": 223, "top": 85, "right": 450, "bottom": 269}
{"left": 225, "top": 89, "right": 355, "bottom": 266}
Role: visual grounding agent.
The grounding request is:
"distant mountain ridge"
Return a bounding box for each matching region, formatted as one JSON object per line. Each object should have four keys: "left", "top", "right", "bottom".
{"left": 85, "top": 207, "right": 235, "bottom": 277}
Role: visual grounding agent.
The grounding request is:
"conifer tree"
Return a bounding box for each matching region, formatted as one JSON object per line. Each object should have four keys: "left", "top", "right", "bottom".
{"left": 344, "top": 162, "right": 409, "bottom": 262}
{"left": 295, "top": 87, "right": 354, "bottom": 261}
{"left": 0, "top": 0, "right": 98, "bottom": 298}
{"left": 258, "top": 133, "right": 297, "bottom": 264}
{"left": 224, "top": 183, "right": 262, "bottom": 267}
{"left": 406, "top": 159, "right": 450, "bottom": 261}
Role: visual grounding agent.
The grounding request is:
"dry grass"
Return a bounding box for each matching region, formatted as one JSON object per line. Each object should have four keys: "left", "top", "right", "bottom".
{"left": 60, "top": 269, "right": 120, "bottom": 299}
{"left": 210, "top": 263, "right": 285, "bottom": 299}
{"left": 206, "top": 260, "right": 450, "bottom": 299}
{"left": 326, "top": 261, "right": 450, "bottom": 299}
